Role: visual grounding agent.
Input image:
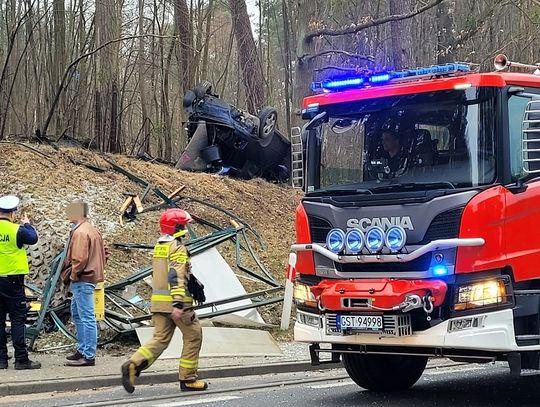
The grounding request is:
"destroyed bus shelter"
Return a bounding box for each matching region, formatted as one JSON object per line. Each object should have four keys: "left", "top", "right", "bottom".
{"left": 26, "top": 159, "right": 284, "bottom": 350}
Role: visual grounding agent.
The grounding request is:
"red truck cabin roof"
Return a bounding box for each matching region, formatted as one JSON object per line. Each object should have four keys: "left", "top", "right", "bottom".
{"left": 303, "top": 72, "right": 540, "bottom": 109}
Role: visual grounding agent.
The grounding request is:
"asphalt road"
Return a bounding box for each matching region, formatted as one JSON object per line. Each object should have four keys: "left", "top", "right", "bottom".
{"left": 2, "top": 362, "right": 540, "bottom": 407}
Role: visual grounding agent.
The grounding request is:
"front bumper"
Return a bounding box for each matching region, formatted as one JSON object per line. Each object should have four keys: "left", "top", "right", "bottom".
{"left": 295, "top": 308, "right": 535, "bottom": 353}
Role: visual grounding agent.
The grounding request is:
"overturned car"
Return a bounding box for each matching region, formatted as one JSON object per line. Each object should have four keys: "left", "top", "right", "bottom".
{"left": 176, "top": 82, "right": 291, "bottom": 181}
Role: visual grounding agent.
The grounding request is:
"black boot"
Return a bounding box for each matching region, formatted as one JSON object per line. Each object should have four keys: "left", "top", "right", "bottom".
{"left": 15, "top": 359, "right": 41, "bottom": 370}
{"left": 121, "top": 361, "right": 137, "bottom": 394}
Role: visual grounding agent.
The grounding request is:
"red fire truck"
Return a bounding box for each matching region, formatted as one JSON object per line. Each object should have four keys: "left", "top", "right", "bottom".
{"left": 291, "top": 55, "right": 540, "bottom": 391}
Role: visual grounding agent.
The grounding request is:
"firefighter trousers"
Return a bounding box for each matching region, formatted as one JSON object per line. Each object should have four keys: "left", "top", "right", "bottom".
{"left": 130, "top": 310, "right": 202, "bottom": 381}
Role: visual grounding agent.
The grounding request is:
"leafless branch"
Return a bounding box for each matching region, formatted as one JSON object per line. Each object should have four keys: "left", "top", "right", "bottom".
{"left": 42, "top": 34, "right": 179, "bottom": 136}
{"left": 314, "top": 66, "right": 364, "bottom": 72}
{"left": 300, "top": 49, "right": 375, "bottom": 63}
{"left": 305, "top": 0, "right": 444, "bottom": 42}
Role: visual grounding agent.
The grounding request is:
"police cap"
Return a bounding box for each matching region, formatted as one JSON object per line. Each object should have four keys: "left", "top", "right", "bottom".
{"left": 0, "top": 195, "right": 20, "bottom": 213}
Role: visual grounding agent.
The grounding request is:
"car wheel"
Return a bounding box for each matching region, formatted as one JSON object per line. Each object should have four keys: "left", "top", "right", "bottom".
{"left": 193, "top": 81, "right": 213, "bottom": 98}
{"left": 258, "top": 107, "right": 278, "bottom": 147}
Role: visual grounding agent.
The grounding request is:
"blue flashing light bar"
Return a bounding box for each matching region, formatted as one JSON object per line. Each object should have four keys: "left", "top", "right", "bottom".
{"left": 312, "top": 63, "right": 472, "bottom": 93}
{"left": 368, "top": 73, "right": 391, "bottom": 84}
{"left": 313, "top": 77, "right": 364, "bottom": 92}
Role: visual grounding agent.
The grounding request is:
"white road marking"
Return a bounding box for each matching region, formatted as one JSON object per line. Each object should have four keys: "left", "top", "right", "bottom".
{"left": 154, "top": 395, "right": 241, "bottom": 407}
{"left": 310, "top": 380, "right": 355, "bottom": 389}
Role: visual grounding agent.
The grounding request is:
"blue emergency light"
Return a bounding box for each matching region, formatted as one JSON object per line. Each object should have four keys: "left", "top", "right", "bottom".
{"left": 311, "top": 63, "right": 472, "bottom": 93}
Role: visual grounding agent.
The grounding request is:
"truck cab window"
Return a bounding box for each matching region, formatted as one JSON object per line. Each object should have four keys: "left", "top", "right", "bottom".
{"left": 310, "top": 87, "right": 499, "bottom": 192}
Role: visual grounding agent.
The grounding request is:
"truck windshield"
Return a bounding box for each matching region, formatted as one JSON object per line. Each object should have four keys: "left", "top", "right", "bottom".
{"left": 306, "top": 87, "right": 499, "bottom": 193}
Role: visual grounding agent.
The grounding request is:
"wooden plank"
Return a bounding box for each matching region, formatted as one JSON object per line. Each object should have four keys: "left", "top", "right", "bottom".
{"left": 153, "top": 174, "right": 174, "bottom": 188}
{"left": 119, "top": 196, "right": 133, "bottom": 213}
{"left": 168, "top": 185, "right": 186, "bottom": 199}
{"left": 133, "top": 196, "right": 144, "bottom": 213}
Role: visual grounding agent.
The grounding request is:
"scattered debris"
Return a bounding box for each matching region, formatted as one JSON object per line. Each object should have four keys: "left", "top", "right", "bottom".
{"left": 17, "top": 153, "right": 292, "bottom": 350}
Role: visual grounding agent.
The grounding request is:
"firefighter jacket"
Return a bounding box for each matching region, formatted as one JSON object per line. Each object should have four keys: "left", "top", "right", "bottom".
{"left": 0, "top": 219, "right": 30, "bottom": 275}
{"left": 150, "top": 236, "right": 192, "bottom": 313}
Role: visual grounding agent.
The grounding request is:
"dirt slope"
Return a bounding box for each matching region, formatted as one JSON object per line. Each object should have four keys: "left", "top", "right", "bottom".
{"left": 0, "top": 144, "right": 302, "bottom": 303}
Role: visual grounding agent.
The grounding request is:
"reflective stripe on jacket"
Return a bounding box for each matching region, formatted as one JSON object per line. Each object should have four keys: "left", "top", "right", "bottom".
{"left": 0, "top": 220, "right": 29, "bottom": 275}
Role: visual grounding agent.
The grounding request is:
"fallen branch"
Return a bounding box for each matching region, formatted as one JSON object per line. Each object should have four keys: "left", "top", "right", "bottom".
{"left": 0, "top": 141, "right": 57, "bottom": 166}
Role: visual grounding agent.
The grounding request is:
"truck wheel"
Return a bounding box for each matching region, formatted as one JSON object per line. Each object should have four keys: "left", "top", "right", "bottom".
{"left": 342, "top": 353, "right": 427, "bottom": 392}
{"left": 258, "top": 106, "right": 278, "bottom": 147}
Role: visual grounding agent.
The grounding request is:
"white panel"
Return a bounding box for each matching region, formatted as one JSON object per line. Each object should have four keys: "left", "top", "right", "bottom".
{"left": 135, "top": 327, "right": 283, "bottom": 359}
{"left": 190, "top": 248, "right": 265, "bottom": 324}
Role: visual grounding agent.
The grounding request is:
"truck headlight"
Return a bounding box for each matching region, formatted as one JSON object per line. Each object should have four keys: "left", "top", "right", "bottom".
{"left": 293, "top": 282, "right": 317, "bottom": 308}
{"left": 453, "top": 278, "right": 509, "bottom": 311}
{"left": 365, "top": 227, "right": 385, "bottom": 253}
{"left": 345, "top": 228, "right": 364, "bottom": 254}
{"left": 326, "top": 228, "right": 345, "bottom": 253}
{"left": 385, "top": 226, "right": 406, "bottom": 252}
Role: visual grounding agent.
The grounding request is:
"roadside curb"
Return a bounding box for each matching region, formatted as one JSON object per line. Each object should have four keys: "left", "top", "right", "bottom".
{"left": 0, "top": 361, "right": 341, "bottom": 397}
{"left": 0, "top": 359, "right": 463, "bottom": 397}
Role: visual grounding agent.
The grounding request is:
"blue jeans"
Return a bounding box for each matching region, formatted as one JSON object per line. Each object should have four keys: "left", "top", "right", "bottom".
{"left": 70, "top": 282, "right": 97, "bottom": 360}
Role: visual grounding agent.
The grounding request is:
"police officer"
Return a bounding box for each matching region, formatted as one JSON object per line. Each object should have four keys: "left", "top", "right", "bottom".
{"left": 121, "top": 208, "right": 207, "bottom": 393}
{"left": 0, "top": 195, "right": 41, "bottom": 369}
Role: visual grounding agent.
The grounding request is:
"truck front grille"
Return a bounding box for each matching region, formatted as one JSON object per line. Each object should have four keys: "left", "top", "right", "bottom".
{"left": 308, "top": 216, "right": 332, "bottom": 243}
{"left": 420, "top": 206, "right": 464, "bottom": 244}
{"left": 325, "top": 313, "right": 412, "bottom": 337}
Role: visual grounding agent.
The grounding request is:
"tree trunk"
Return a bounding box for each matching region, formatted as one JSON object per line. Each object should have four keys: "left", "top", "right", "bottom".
{"left": 281, "top": 0, "right": 292, "bottom": 135}
{"left": 95, "top": 0, "right": 121, "bottom": 152}
{"left": 53, "top": 0, "right": 66, "bottom": 136}
{"left": 228, "top": 0, "right": 265, "bottom": 112}
{"left": 139, "top": 0, "right": 151, "bottom": 154}
{"left": 436, "top": 0, "right": 457, "bottom": 64}
{"left": 174, "top": 0, "right": 192, "bottom": 92}
{"left": 294, "top": 0, "right": 318, "bottom": 126}
{"left": 389, "top": 0, "right": 410, "bottom": 69}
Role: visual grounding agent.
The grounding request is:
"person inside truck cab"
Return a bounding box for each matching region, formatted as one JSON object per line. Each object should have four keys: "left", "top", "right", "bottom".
{"left": 377, "top": 118, "right": 411, "bottom": 175}
{"left": 381, "top": 129, "right": 403, "bottom": 173}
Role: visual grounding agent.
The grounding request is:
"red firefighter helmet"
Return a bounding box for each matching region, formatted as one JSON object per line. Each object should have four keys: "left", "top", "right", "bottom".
{"left": 159, "top": 208, "right": 193, "bottom": 236}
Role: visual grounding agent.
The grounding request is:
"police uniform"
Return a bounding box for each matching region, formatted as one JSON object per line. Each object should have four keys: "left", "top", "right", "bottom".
{"left": 122, "top": 231, "right": 206, "bottom": 393}
{"left": 0, "top": 195, "right": 41, "bottom": 369}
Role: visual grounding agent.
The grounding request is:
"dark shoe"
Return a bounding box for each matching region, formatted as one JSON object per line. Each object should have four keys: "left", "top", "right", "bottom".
{"left": 15, "top": 360, "right": 41, "bottom": 370}
{"left": 65, "top": 357, "right": 95, "bottom": 367}
{"left": 66, "top": 350, "right": 83, "bottom": 361}
{"left": 121, "top": 361, "right": 136, "bottom": 394}
{"left": 180, "top": 380, "right": 208, "bottom": 391}
{"left": 0, "top": 361, "right": 7, "bottom": 369}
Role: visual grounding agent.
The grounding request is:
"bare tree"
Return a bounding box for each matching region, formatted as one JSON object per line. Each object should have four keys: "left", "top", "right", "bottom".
{"left": 228, "top": 0, "right": 265, "bottom": 113}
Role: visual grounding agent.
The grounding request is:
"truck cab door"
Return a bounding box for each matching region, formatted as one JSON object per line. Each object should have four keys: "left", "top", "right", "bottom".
{"left": 504, "top": 94, "right": 540, "bottom": 281}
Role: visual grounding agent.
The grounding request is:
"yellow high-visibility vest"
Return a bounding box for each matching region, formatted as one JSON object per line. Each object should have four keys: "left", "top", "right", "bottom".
{"left": 0, "top": 220, "right": 29, "bottom": 275}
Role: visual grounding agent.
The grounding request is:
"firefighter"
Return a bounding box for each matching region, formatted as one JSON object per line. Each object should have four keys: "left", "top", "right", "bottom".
{"left": 0, "top": 195, "right": 41, "bottom": 369}
{"left": 121, "top": 208, "right": 207, "bottom": 393}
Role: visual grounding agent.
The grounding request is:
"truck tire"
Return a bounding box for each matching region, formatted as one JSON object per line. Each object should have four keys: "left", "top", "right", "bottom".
{"left": 342, "top": 353, "right": 427, "bottom": 392}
